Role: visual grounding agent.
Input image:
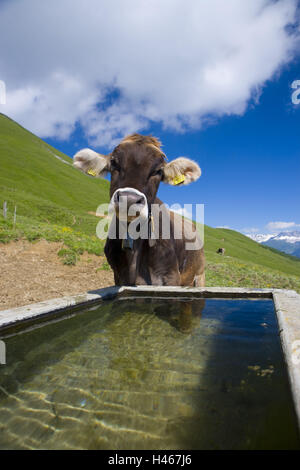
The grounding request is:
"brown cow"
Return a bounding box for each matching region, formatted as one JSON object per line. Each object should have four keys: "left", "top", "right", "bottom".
{"left": 73, "top": 134, "right": 205, "bottom": 286}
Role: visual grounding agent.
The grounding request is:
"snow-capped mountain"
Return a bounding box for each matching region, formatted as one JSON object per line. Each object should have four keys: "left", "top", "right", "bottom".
{"left": 246, "top": 231, "right": 300, "bottom": 258}
{"left": 269, "top": 231, "right": 300, "bottom": 243}
{"left": 246, "top": 233, "right": 276, "bottom": 243}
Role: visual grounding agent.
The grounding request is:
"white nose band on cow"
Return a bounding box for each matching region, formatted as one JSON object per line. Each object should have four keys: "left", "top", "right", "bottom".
{"left": 110, "top": 187, "right": 149, "bottom": 222}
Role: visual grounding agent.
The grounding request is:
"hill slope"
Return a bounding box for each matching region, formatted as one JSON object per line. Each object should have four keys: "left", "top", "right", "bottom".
{"left": 0, "top": 113, "right": 110, "bottom": 225}
{"left": 203, "top": 226, "right": 300, "bottom": 292}
{"left": 0, "top": 113, "right": 110, "bottom": 257}
{"left": 1, "top": 113, "right": 300, "bottom": 292}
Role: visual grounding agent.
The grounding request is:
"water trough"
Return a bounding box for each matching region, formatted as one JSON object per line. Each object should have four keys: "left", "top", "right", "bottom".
{"left": 0, "top": 286, "right": 300, "bottom": 449}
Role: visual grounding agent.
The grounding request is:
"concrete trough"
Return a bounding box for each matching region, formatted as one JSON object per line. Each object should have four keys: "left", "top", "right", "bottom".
{"left": 1, "top": 286, "right": 300, "bottom": 431}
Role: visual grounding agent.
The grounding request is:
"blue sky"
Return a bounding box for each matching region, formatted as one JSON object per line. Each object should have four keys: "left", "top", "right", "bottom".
{"left": 46, "top": 58, "right": 300, "bottom": 234}
{"left": 1, "top": 0, "right": 300, "bottom": 234}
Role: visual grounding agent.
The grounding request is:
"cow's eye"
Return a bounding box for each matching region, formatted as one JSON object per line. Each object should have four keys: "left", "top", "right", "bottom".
{"left": 111, "top": 160, "right": 120, "bottom": 171}
{"left": 150, "top": 168, "right": 163, "bottom": 178}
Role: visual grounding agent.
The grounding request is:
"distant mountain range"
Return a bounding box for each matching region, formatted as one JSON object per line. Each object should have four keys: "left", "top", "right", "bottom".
{"left": 246, "top": 231, "right": 300, "bottom": 259}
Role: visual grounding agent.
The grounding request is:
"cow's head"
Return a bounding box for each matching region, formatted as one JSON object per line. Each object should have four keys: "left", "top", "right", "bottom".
{"left": 73, "top": 134, "right": 201, "bottom": 221}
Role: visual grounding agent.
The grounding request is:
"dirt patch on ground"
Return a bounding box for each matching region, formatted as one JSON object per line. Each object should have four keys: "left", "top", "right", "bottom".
{"left": 0, "top": 240, "right": 114, "bottom": 310}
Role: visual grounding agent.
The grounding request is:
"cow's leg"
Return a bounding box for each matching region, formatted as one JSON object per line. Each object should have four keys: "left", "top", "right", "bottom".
{"left": 194, "top": 271, "right": 205, "bottom": 287}
{"left": 163, "top": 270, "right": 181, "bottom": 286}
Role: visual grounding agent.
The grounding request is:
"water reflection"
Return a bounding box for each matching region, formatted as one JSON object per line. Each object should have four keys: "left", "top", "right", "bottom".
{"left": 152, "top": 298, "right": 205, "bottom": 333}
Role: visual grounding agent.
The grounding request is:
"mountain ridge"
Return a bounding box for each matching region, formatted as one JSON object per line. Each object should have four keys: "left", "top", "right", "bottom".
{"left": 246, "top": 231, "right": 300, "bottom": 259}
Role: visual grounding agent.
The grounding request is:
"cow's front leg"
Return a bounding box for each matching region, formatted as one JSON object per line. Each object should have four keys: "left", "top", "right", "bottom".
{"left": 162, "top": 270, "right": 181, "bottom": 286}
{"left": 149, "top": 263, "right": 181, "bottom": 286}
{"left": 147, "top": 241, "right": 181, "bottom": 286}
{"left": 149, "top": 271, "right": 181, "bottom": 285}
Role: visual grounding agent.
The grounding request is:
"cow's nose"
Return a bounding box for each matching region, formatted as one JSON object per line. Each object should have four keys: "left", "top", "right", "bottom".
{"left": 114, "top": 190, "right": 145, "bottom": 207}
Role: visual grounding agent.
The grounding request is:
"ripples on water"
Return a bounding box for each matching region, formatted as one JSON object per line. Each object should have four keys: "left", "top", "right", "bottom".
{"left": 0, "top": 298, "right": 299, "bottom": 449}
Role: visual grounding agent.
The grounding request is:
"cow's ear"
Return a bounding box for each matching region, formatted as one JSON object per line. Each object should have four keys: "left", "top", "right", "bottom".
{"left": 73, "top": 148, "right": 111, "bottom": 177}
{"left": 163, "top": 157, "right": 201, "bottom": 185}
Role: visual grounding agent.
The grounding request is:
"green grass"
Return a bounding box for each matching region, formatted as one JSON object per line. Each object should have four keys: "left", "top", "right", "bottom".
{"left": 203, "top": 225, "right": 300, "bottom": 292}
{"left": 97, "top": 261, "right": 111, "bottom": 272}
{"left": 1, "top": 112, "right": 300, "bottom": 291}
{"left": 0, "top": 213, "right": 105, "bottom": 256}
{"left": 205, "top": 251, "right": 300, "bottom": 293}
{"left": 57, "top": 248, "right": 79, "bottom": 266}
{"left": 204, "top": 225, "right": 300, "bottom": 278}
{"left": 0, "top": 112, "right": 109, "bottom": 257}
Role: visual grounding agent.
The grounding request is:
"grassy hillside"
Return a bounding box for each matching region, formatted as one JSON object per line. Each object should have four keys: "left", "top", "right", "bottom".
{"left": 1, "top": 113, "right": 300, "bottom": 291}
{"left": 0, "top": 113, "right": 110, "bottom": 259}
{"left": 203, "top": 226, "right": 300, "bottom": 292}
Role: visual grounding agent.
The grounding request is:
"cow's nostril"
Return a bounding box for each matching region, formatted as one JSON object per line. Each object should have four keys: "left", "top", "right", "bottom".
{"left": 114, "top": 190, "right": 145, "bottom": 207}
{"left": 127, "top": 194, "right": 145, "bottom": 206}
{"left": 136, "top": 196, "right": 144, "bottom": 205}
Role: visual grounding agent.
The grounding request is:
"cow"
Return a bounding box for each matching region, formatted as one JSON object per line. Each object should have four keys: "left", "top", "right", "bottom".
{"left": 73, "top": 134, "right": 205, "bottom": 287}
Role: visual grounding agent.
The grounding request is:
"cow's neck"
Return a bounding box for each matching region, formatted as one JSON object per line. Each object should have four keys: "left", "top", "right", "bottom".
{"left": 116, "top": 197, "right": 165, "bottom": 284}
{"left": 123, "top": 238, "right": 144, "bottom": 285}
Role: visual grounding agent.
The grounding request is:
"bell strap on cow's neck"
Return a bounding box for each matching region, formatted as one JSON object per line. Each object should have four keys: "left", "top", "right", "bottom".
{"left": 122, "top": 234, "right": 134, "bottom": 251}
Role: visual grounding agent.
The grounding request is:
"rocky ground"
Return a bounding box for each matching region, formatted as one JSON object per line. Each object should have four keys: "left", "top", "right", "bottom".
{"left": 0, "top": 240, "right": 114, "bottom": 310}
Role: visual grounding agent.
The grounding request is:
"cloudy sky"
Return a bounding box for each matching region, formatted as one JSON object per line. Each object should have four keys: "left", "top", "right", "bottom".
{"left": 0, "top": 0, "right": 300, "bottom": 234}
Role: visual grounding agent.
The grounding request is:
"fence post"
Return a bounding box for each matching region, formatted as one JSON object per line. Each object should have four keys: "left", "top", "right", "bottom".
{"left": 3, "top": 201, "right": 7, "bottom": 218}
{"left": 13, "top": 205, "right": 17, "bottom": 227}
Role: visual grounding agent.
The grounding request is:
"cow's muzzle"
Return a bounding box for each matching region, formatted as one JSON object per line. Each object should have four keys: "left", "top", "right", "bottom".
{"left": 111, "top": 187, "right": 148, "bottom": 222}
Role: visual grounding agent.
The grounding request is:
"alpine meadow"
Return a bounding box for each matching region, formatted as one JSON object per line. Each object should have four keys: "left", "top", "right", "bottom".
{"left": 1, "top": 112, "right": 300, "bottom": 293}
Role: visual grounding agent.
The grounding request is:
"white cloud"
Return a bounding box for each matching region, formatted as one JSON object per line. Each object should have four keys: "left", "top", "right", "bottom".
{"left": 0, "top": 0, "right": 299, "bottom": 148}
{"left": 216, "top": 225, "right": 232, "bottom": 230}
{"left": 266, "top": 221, "right": 300, "bottom": 231}
{"left": 242, "top": 227, "right": 260, "bottom": 233}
